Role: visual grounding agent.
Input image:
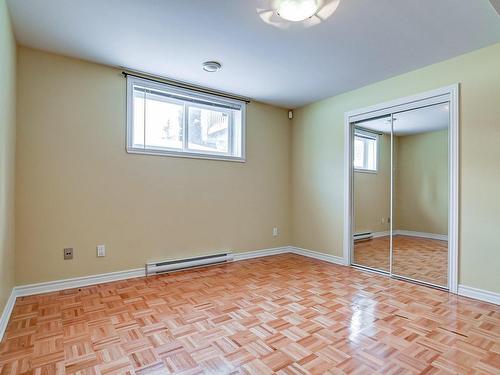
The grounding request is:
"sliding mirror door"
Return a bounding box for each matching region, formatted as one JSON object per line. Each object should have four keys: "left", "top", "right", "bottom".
{"left": 391, "top": 103, "right": 449, "bottom": 288}
{"left": 352, "top": 116, "right": 392, "bottom": 272}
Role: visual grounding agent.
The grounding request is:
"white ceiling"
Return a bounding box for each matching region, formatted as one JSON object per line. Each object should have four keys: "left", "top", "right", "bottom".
{"left": 490, "top": 0, "right": 500, "bottom": 15}
{"left": 7, "top": 0, "right": 500, "bottom": 108}
{"left": 357, "top": 103, "right": 449, "bottom": 136}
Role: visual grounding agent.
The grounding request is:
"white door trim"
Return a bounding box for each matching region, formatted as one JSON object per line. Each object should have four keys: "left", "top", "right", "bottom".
{"left": 343, "top": 84, "right": 460, "bottom": 293}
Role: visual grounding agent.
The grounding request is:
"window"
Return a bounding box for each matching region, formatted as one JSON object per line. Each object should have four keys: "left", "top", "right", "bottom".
{"left": 354, "top": 130, "right": 378, "bottom": 172}
{"left": 127, "top": 76, "right": 245, "bottom": 161}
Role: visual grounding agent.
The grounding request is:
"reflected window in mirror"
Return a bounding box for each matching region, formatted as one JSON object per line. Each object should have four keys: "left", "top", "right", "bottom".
{"left": 354, "top": 130, "right": 378, "bottom": 172}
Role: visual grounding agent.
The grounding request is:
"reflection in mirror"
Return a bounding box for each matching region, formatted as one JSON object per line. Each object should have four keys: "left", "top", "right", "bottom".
{"left": 352, "top": 116, "right": 391, "bottom": 272}
{"left": 392, "top": 103, "right": 449, "bottom": 287}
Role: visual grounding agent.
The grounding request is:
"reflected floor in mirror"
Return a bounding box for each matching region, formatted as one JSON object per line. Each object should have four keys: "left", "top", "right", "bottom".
{"left": 353, "top": 236, "right": 391, "bottom": 273}
{"left": 354, "top": 235, "right": 448, "bottom": 287}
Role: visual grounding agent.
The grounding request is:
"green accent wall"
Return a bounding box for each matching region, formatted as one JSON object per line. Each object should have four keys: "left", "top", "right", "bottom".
{"left": 291, "top": 42, "right": 500, "bottom": 293}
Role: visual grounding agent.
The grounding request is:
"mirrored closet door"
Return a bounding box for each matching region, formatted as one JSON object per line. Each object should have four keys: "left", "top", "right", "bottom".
{"left": 392, "top": 104, "right": 449, "bottom": 288}
{"left": 352, "top": 115, "right": 392, "bottom": 273}
{"left": 351, "top": 102, "right": 450, "bottom": 289}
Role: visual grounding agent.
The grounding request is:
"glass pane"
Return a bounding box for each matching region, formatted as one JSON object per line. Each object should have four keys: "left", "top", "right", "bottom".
{"left": 144, "top": 91, "right": 184, "bottom": 150}
{"left": 188, "top": 106, "right": 229, "bottom": 154}
{"left": 232, "top": 109, "right": 243, "bottom": 157}
{"left": 352, "top": 116, "right": 391, "bottom": 273}
{"left": 132, "top": 90, "right": 145, "bottom": 148}
{"left": 392, "top": 103, "right": 449, "bottom": 288}
{"left": 365, "top": 138, "right": 377, "bottom": 170}
{"left": 353, "top": 138, "right": 365, "bottom": 169}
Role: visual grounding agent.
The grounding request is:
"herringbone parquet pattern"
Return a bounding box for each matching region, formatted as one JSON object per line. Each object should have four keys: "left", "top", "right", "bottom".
{"left": 1, "top": 254, "right": 499, "bottom": 374}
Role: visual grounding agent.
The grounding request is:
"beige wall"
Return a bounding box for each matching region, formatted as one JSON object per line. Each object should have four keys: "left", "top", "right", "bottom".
{"left": 354, "top": 133, "right": 391, "bottom": 234}
{"left": 291, "top": 42, "right": 500, "bottom": 293}
{"left": 9, "top": 39, "right": 500, "bottom": 296}
{"left": 15, "top": 47, "right": 291, "bottom": 285}
{"left": 0, "top": 0, "right": 16, "bottom": 311}
{"left": 394, "top": 130, "right": 448, "bottom": 235}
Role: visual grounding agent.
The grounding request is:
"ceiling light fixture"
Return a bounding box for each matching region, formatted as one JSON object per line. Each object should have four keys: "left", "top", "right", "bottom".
{"left": 202, "top": 61, "right": 222, "bottom": 73}
{"left": 277, "top": 0, "right": 319, "bottom": 22}
{"left": 257, "top": 0, "right": 340, "bottom": 29}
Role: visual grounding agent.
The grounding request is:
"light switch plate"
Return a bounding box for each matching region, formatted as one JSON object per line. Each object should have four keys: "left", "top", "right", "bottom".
{"left": 97, "top": 244, "right": 106, "bottom": 257}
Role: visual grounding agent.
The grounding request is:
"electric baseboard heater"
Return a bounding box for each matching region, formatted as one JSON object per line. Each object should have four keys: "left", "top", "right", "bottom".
{"left": 353, "top": 232, "right": 373, "bottom": 241}
{"left": 145, "top": 252, "right": 233, "bottom": 276}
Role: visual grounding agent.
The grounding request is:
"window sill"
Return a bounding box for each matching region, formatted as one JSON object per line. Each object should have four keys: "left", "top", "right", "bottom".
{"left": 126, "top": 147, "right": 246, "bottom": 163}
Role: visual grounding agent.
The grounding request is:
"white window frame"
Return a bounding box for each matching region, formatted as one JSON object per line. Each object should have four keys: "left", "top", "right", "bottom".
{"left": 126, "top": 76, "right": 246, "bottom": 162}
{"left": 353, "top": 129, "right": 378, "bottom": 173}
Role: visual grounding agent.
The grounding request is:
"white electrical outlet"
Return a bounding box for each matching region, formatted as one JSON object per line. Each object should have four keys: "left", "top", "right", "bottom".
{"left": 272, "top": 227, "right": 279, "bottom": 237}
{"left": 97, "top": 244, "right": 106, "bottom": 257}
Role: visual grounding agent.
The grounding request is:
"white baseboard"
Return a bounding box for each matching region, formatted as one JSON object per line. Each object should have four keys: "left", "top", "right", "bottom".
{"left": 234, "top": 245, "right": 347, "bottom": 266}
{"left": 233, "top": 246, "right": 290, "bottom": 261}
{"left": 15, "top": 268, "right": 145, "bottom": 297}
{"left": 0, "top": 289, "right": 16, "bottom": 341}
{"left": 354, "top": 230, "right": 447, "bottom": 241}
{"left": 13, "top": 247, "right": 292, "bottom": 298}
{"left": 372, "top": 231, "right": 390, "bottom": 238}
{"left": 11, "top": 246, "right": 343, "bottom": 299}
{"left": 289, "top": 246, "right": 347, "bottom": 266}
{"left": 458, "top": 285, "right": 500, "bottom": 306}
{"left": 394, "top": 230, "right": 448, "bottom": 241}
{"left": 3, "top": 247, "right": 497, "bottom": 343}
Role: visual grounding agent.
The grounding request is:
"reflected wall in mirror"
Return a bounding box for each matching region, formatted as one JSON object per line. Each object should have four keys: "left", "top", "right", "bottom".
{"left": 392, "top": 103, "right": 449, "bottom": 287}
{"left": 352, "top": 117, "right": 391, "bottom": 272}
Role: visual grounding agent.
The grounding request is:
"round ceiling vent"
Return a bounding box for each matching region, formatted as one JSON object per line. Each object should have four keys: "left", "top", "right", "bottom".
{"left": 202, "top": 61, "right": 222, "bottom": 73}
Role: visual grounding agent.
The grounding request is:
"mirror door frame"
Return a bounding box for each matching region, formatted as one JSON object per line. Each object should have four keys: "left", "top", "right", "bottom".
{"left": 343, "top": 84, "right": 459, "bottom": 293}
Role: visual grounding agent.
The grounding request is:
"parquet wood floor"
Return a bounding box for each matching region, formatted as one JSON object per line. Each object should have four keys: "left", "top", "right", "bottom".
{"left": 354, "top": 236, "right": 448, "bottom": 287}
{"left": 1, "top": 254, "right": 499, "bottom": 375}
